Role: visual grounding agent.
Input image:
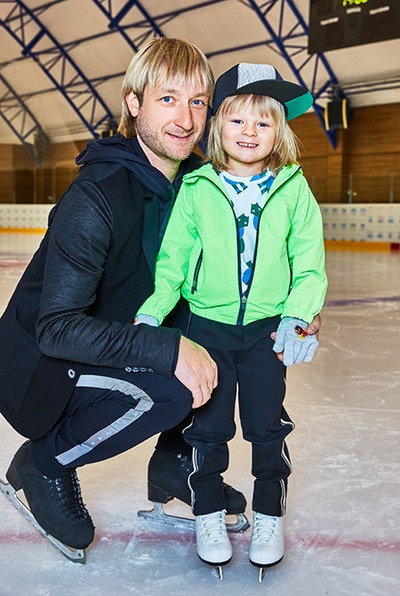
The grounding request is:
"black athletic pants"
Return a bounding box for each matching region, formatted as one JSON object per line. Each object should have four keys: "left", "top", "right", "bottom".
{"left": 183, "top": 314, "right": 294, "bottom": 518}
{"left": 31, "top": 366, "right": 193, "bottom": 478}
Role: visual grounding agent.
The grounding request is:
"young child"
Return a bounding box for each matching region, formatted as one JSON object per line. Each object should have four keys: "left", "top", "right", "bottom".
{"left": 134, "top": 63, "right": 328, "bottom": 571}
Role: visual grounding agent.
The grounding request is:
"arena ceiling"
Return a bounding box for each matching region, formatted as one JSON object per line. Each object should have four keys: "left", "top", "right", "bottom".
{"left": 0, "top": 0, "right": 399, "bottom": 159}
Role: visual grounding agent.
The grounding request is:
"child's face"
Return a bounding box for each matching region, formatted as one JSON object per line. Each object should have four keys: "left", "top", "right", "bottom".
{"left": 221, "top": 106, "right": 276, "bottom": 176}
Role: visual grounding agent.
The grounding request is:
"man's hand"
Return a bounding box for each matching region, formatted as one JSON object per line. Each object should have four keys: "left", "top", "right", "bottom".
{"left": 304, "top": 313, "right": 321, "bottom": 339}
{"left": 271, "top": 313, "right": 321, "bottom": 363}
{"left": 174, "top": 336, "right": 218, "bottom": 409}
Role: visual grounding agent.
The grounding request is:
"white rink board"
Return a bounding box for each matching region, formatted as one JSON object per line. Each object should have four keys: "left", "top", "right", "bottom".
{"left": 0, "top": 204, "right": 53, "bottom": 230}
{"left": 1, "top": 203, "right": 400, "bottom": 244}
{"left": 322, "top": 203, "right": 400, "bottom": 242}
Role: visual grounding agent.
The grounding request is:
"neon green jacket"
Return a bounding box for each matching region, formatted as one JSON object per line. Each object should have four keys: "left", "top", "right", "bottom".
{"left": 138, "top": 162, "right": 327, "bottom": 326}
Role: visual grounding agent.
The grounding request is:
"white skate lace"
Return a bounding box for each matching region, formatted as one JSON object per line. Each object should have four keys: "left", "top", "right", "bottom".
{"left": 198, "top": 511, "right": 227, "bottom": 543}
{"left": 252, "top": 514, "right": 278, "bottom": 544}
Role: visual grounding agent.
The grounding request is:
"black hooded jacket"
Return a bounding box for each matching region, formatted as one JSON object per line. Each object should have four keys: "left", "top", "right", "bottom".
{"left": 0, "top": 135, "right": 201, "bottom": 438}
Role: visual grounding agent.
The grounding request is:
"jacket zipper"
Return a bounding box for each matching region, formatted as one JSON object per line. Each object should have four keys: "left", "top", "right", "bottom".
{"left": 235, "top": 166, "right": 302, "bottom": 325}
{"left": 191, "top": 249, "right": 203, "bottom": 294}
{"left": 237, "top": 294, "right": 247, "bottom": 326}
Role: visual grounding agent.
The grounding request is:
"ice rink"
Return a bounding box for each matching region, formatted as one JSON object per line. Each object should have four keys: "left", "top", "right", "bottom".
{"left": 0, "top": 232, "right": 399, "bottom": 596}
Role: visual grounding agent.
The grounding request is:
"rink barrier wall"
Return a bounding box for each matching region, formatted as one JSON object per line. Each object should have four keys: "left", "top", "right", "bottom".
{"left": 0, "top": 203, "right": 400, "bottom": 252}
{"left": 321, "top": 203, "right": 400, "bottom": 252}
{"left": 0, "top": 204, "right": 53, "bottom": 234}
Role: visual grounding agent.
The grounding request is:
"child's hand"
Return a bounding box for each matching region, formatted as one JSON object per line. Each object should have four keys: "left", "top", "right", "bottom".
{"left": 273, "top": 317, "right": 319, "bottom": 366}
{"left": 132, "top": 314, "right": 159, "bottom": 326}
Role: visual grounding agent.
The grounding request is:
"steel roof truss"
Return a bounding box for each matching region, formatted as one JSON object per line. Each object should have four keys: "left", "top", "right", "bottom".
{"left": 0, "top": 0, "right": 113, "bottom": 139}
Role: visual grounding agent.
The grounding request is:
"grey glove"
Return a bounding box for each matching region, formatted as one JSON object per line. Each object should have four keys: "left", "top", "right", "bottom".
{"left": 273, "top": 317, "right": 319, "bottom": 366}
{"left": 132, "top": 314, "right": 159, "bottom": 326}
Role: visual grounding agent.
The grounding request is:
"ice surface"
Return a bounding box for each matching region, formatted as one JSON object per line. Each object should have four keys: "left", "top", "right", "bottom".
{"left": 0, "top": 234, "right": 399, "bottom": 595}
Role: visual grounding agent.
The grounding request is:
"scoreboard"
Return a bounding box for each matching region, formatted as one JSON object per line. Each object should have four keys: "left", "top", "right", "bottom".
{"left": 308, "top": 0, "right": 400, "bottom": 54}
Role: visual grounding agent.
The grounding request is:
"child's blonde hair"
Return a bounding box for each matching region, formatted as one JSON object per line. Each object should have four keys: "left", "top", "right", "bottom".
{"left": 207, "top": 94, "right": 300, "bottom": 174}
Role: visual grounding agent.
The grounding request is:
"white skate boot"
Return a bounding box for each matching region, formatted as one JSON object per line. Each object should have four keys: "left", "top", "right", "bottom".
{"left": 196, "top": 510, "right": 233, "bottom": 577}
{"left": 249, "top": 513, "right": 284, "bottom": 581}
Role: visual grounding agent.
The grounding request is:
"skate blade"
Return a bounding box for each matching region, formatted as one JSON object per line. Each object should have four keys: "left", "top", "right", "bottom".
{"left": 209, "top": 561, "right": 232, "bottom": 580}
{"left": 0, "top": 478, "right": 86, "bottom": 564}
{"left": 250, "top": 554, "right": 284, "bottom": 582}
{"left": 199, "top": 556, "right": 231, "bottom": 581}
{"left": 137, "top": 501, "right": 250, "bottom": 533}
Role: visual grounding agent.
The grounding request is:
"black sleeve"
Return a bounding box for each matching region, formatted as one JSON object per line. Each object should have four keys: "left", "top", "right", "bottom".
{"left": 36, "top": 179, "right": 181, "bottom": 378}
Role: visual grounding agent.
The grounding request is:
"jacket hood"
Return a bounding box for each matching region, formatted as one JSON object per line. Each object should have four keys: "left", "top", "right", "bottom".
{"left": 76, "top": 134, "right": 201, "bottom": 201}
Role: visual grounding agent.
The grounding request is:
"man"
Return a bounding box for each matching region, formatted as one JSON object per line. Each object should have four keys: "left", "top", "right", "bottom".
{"left": 0, "top": 38, "right": 320, "bottom": 553}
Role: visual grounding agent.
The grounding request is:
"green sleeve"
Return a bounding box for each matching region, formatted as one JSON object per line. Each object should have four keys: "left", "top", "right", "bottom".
{"left": 283, "top": 178, "right": 328, "bottom": 322}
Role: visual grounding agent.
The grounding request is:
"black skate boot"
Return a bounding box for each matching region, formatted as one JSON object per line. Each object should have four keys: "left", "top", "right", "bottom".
{"left": 147, "top": 449, "right": 247, "bottom": 514}
{"left": 137, "top": 449, "right": 249, "bottom": 532}
{"left": 5, "top": 442, "right": 94, "bottom": 550}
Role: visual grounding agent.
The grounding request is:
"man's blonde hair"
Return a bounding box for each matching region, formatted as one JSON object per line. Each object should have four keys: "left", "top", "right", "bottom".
{"left": 118, "top": 37, "right": 214, "bottom": 138}
{"left": 207, "top": 94, "right": 300, "bottom": 174}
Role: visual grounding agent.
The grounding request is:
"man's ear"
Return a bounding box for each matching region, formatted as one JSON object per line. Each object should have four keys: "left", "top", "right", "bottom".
{"left": 126, "top": 91, "right": 140, "bottom": 117}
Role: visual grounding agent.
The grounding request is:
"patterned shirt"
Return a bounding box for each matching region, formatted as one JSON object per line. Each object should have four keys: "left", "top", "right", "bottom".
{"left": 219, "top": 169, "right": 275, "bottom": 293}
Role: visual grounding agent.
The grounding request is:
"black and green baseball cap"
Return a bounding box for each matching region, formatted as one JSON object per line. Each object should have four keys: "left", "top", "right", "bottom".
{"left": 212, "top": 63, "right": 313, "bottom": 121}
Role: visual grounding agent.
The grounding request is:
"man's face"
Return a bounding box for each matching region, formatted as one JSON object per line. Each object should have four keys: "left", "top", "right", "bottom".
{"left": 126, "top": 76, "right": 209, "bottom": 178}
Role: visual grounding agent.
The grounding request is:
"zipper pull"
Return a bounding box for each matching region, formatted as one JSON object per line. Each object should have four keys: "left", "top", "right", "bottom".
{"left": 237, "top": 294, "right": 247, "bottom": 326}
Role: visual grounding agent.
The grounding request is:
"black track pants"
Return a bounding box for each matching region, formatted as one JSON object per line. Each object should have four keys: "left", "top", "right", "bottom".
{"left": 183, "top": 314, "right": 294, "bottom": 517}
{"left": 32, "top": 365, "right": 192, "bottom": 476}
